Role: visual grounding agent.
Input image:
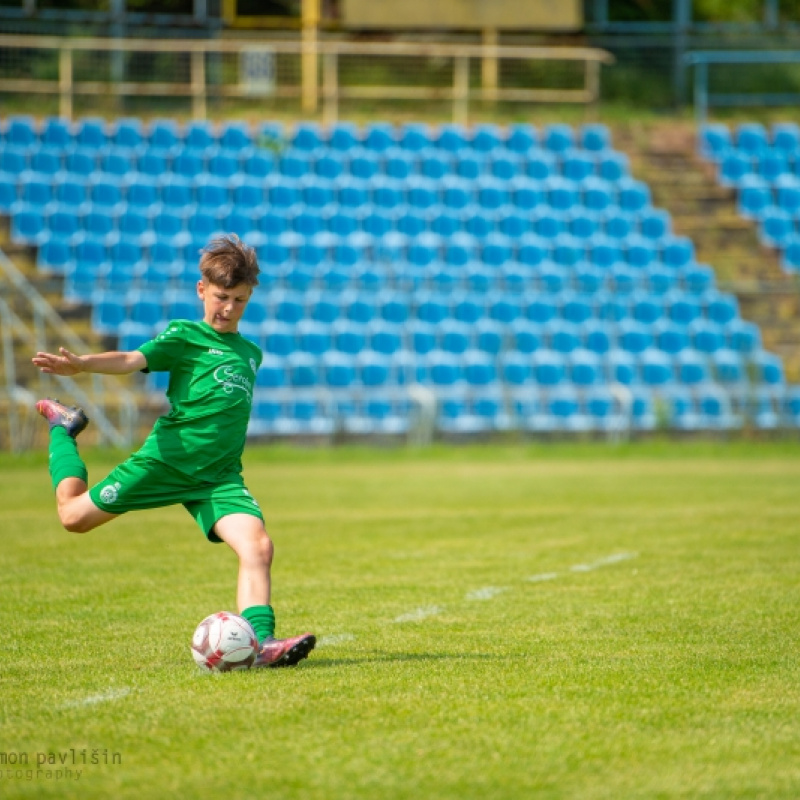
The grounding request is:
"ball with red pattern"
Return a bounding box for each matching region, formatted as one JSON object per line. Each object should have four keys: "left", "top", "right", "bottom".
{"left": 191, "top": 611, "right": 258, "bottom": 672}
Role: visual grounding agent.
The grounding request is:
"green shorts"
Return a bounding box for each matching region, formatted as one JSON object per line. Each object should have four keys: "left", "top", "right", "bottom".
{"left": 88, "top": 453, "right": 264, "bottom": 542}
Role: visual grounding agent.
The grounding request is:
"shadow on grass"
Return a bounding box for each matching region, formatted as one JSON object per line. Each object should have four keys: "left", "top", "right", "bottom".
{"left": 305, "top": 651, "right": 509, "bottom": 668}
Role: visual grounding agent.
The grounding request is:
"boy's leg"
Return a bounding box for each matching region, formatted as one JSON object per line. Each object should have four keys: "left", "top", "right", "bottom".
{"left": 39, "top": 400, "right": 117, "bottom": 533}
{"left": 213, "top": 513, "right": 315, "bottom": 668}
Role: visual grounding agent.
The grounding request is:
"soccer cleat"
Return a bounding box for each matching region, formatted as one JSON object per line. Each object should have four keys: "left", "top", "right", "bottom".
{"left": 35, "top": 397, "right": 90, "bottom": 438}
{"left": 254, "top": 633, "right": 316, "bottom": 668}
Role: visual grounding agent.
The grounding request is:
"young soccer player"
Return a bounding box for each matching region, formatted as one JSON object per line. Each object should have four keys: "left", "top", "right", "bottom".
{"left": 31, "top": 234, "right": 315, "bottom": 668}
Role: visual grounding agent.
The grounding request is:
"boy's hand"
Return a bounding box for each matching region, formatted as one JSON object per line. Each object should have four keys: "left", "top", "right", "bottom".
{"left": 32, "top": 348, "right": 85, "bottom": 376}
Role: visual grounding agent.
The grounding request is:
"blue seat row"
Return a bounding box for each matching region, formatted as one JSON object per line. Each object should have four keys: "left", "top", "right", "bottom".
{"left": 1, "top": 115, "right": 614, "bottom": 156}
{"left": 0, "top": 141, "right": 630, "bottom": 184}
{"left": 0, "top": 167, "right": 648, "bottom": 218}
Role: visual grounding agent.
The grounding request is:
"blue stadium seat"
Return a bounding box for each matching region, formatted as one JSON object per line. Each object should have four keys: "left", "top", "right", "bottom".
{"left": 661, "top": 235, "right": 695, "bottom": 270}
{"left": 646, "top": 265, "right": 679, "bottom": 295}
{"left": 455, "top": 150, "right": 485, "bottom": 181}
{"left": 717, "top": 151, "right": 752, "bottom": 187}
{"left": 525, "top": 294, "right": 559, "bottom": 325}
{"left": 617, "top": 178, "right": 651, "bottom": 213}
{"left": 285, "top": 352, "right": 320, "bottom": 388}
{"left": 371, "top": 176, "right": 404, "bottom": 210}
{"left": 736, "top": 177, "right": 772, "bottom": 220}
{"left": 451, "top": 291, "right": 485, "bottom": 326}
{"left": 606, "top": 348, "right": 637, "bottom": 385}
{"left": 582, "top": 319, "right": 613, "bottom": 355}
{"left": 697, "top": 384, "right": 738, "bottom": 430}
{"left": 294, "top": 319, "right": 331, "bottom": 356}
{"left": 4, "top": 115, "right": 36, "bottom": 147}
{"left": 751, "top": 350, "right": 785, "bottom": 385}
{"left": 726, "top": 318, "right": 761, "bottom": 354}
{"left": 560, "top": 292, "right": 594, "bottom": 325}
{"left": 759, "top": 208, "right": 793, "bottom": 247}
{"left": 19, "top": 172, "right": 53, "bottom": 206}
{"left": 384, "top": 148, "right": 416, "bottom": 183}
{"left": 327, "top": 122, "right": 360, "bottom": 152}
{"left": 532, "top": 349, "right": 567, "bottom": 387}
{"left": 399, "top": 123, "right": 431, "bottom": 152}
{"left": 653, "top": 319, "right": 690, "bottom": 355}
{"left": 117, "top": 321, "right": 153, "bottom": 351}
{"left": 757, "top": 150, "right": 789, "bottom": 183}
{"left": 420, "top": 149, "right": 453, "bottom": 181}
{"left": 617, "top": 318, "right": 653, "bottom": 354}
{"left": 219, "top": 121, "right": 252, "bottom": 151}
{"left": 603, "top": 209, "right": 635, "bottom": 240}
{"left": 473, "top": 318, "right": 504, "bottom": 355}
{"left": 41, "top": 117, "right": 72, "bottom": 148}
{"left": 435, "top": 123, "right": 468, "bottom": 153}
{"left": 712, "top": 347, "right": 745, "bottom": 384}
{"left": 587, "top": 235, "right": 622, "bottom": 269}
{"left": 597, "top": 151, "right": 629, "bottom": 182}
{"left": 348, "top": 149, "right": 380, "bottom": 181}
{"left": 698, "top": 123, "right": 731, "bottom": 162}
{"left": 561, "top": 148, "right": 596, "bottom": 182}
{"left": 438, "top": 318, "right": 471, "bottom": 355}
{"left": 546, "top": 176, "right": 580, "bottom": 212}
{"left": 506, "top": 123, "right": 537, "bottom": 154}
{"left": 772, "top": 122, "right": 800, "bottom": 156}
{"left": 524, "top": 149, "right": 557, "bottom": 181}
{"left": 736, "top": 122, "right": 768, "bottom": 156}
{"left": 542, "top": 123, "right": 574, "bottom": 154}
{"left": 638, "top": 207, "right": 671, "bottom": 240}
{"left": 363, "top": 122, "right": 395, "bottom": 153}
{"left": 37, "top": 238, "right": 73, "bottom": 274}
{"left": 582, "top": 176, "right": 615, "bottom": 213}
{"left": 675, "top": 349, "right": 709, "bottom": 385}
{"left": 667, "top": 291, "right": 703, "bottom": 325}
{"left": 27, "top": 147, "right": 62, "bottom": 176}
{"left": 471, "top": 123, "right": 502, "bottom": 153}
{"left": 574, "top": 264, "right": 606, "bottom": 294}
{"left": 500, "top": 350, "right": 532, "bottom": 385}
{"left": 545, "top": 318, "right": 581, "bottom": 354}
{"left": 127, "top": 290, "right": 164, "bottom": 328}
{"left": 92, "top": 292, "right": 128, "bottom": 335}
{"left": 331, "top": 319, "right": 367, "bottom": 354}
{"left": 569, "top": 348, "right": 603, "bottom": 387}
{"left": 639, "top": 347, "right": 673, "bottom": 387}
{"left": 462, "top": 349, "right": 497, "bottom": 386}
{"left": 262, "top": 320, "right": 296, "bottom": 357}
{"left": 581, "top": 123, "right": 611, "bottom": 152}
{"left": 488, "top": 152, "right": 521, "bottom": 181}
{"left": 291, "top": 122, "right": 323, "bottom": 152}
{"left": 242, "top": 149, "right": 276, "bottom": 178}
{"left": 148, "top": 119, "right": 181, "bottom": 154}
{"left": 631, "top": 291, "right": 664, "bottom": 324}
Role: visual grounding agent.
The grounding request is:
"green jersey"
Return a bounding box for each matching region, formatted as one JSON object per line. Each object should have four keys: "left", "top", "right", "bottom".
{"left": 136, "top": 319, "right": 262, "bottom": 482}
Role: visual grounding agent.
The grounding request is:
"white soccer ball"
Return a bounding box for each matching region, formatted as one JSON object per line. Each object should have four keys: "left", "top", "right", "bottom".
{"left": 191, "top": 611, "right": 258, "bottom": 673}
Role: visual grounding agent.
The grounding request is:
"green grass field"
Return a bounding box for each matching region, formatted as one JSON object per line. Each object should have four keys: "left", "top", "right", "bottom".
{"left": 2, "top": 441, "right": 800, "bottom": 799}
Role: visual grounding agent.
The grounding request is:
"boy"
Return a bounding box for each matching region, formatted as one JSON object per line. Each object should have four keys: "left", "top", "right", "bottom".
{"left": 31, "top": 234, "right": 315, "bottom": 668}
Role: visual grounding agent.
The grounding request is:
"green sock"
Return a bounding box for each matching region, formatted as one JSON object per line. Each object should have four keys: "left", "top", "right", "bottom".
{"left": 48, "top": 426, "right": 88, "bottom": 491}
{"left": 241, "top": 605, "right": 275, "bottom": 643}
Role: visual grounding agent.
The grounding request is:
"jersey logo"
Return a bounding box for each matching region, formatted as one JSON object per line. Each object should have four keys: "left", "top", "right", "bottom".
{"left": 213, "top": 364, "right": 253, "bottom": 402}
{"left": 208, "top": 348, "right": 225, "bottom": 355}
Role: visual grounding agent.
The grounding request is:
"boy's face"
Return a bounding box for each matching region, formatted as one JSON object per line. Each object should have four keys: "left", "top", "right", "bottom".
{"left": 197, "top": 280, "right": 253, "bottom": 334}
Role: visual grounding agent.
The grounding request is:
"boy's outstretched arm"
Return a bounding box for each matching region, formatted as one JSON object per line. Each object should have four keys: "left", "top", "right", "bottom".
{"left": 32, "top": 347, "right": 147, "bottom": 376}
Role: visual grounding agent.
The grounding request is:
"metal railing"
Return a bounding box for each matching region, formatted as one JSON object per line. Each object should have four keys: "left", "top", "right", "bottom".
{"left": 685, "top": 50, "right": 800, "bottom": 125}
{"left": 0, "top": 249, "right": 137, "bottom": 453}
{"left": 0, "top": 34, "right": 613, "bottom": 124}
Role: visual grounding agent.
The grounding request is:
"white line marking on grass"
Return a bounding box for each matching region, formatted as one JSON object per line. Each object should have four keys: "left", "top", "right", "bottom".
{"left": 393, "top": 605, "right": 444, "bottom": 623}
{"left": 317, "top": 633, "right": 356, "bottom": 647}
{"left": 525, "top": 572, "right": 559, "bottom": 583}
{"left": 570, "top": 552, "right": 638, "bottom": 573}
{"left": 59, "top": 688, "right": 131, "bottom": 709}
{"left": 465, "top": 586, "right": 510, "bottom": 601}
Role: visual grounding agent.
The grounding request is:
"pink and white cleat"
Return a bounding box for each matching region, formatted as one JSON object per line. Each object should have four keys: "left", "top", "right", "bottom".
{"left": 254, "top": 633, "right": 316, "bottom": 668}
{"left": 35, "top": 398, "right": 89, "bottom": 438}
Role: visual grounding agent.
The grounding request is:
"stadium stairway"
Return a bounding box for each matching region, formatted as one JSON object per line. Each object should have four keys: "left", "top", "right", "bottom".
{"left": 616, "top": 121, "right": 800, "bottom": 384}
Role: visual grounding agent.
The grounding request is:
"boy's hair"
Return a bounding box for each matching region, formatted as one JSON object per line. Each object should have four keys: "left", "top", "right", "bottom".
{"left": 199, "top": 234, "right": 260, "bottom": 289}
